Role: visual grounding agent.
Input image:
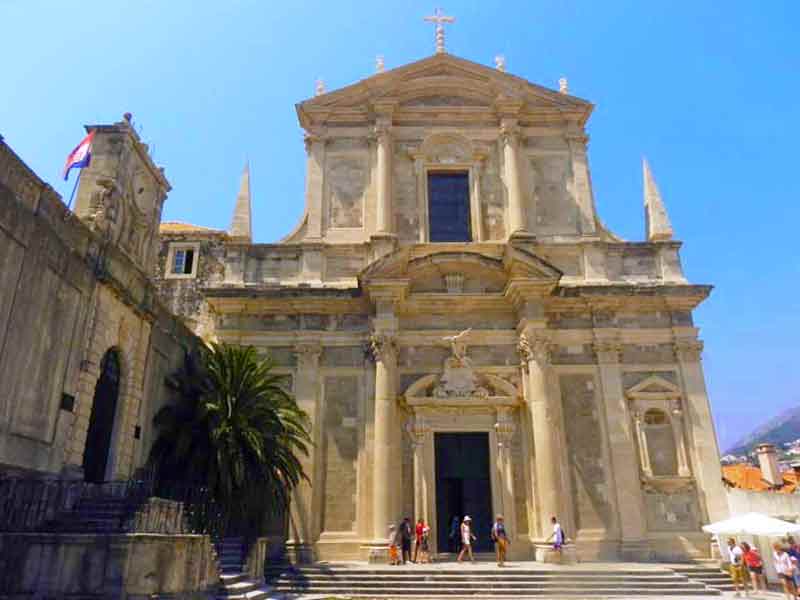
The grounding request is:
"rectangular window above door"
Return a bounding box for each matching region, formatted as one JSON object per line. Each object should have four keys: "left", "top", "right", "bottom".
{"left": 428, "top": 171, "right": 471, "bottom": 242}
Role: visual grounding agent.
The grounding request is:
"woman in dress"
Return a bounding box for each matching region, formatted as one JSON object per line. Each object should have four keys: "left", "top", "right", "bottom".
{"left": 457, "top": 515, "right": 476, "bottom": 562}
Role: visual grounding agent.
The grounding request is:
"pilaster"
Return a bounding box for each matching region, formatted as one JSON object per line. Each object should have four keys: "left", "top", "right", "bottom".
{"left": 566, "top": 123, "right": 596, "bottom": 235}
{"left": 674, "top": 334, "right": 728, "bottom": 522}
{"left": 494, "top": 406, "right": 517, "bottom": 541}
{"left": 500, "top": 118, "right": 531, "bottom": 241}
{"left": 303, "top": 130, "right": 326, "bottom": 240}
{"left": 287, "top": 341, "right": 322, "bottom": 563}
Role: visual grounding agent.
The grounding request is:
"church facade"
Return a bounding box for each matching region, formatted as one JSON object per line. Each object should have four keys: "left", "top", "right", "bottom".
{"left": 157, "top": 52, "right": 727, "bottom": 562}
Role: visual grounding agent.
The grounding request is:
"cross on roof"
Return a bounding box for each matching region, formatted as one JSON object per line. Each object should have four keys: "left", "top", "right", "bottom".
{"left": 424, "top": 8, "right": 455, "bottom": 54}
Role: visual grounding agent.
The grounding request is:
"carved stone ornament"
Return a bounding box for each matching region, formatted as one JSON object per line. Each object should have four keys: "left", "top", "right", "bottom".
{"left": 593, "top": 339, "right": 623, "bottom": 365}
{"left": 674, "top": 339, "right": 704, "bottom": 362}
{"left": 294, "top": 343, "right": 322, "bottom": 366}
{"left": 517, "top": 332, "right": 550, "bottom": 366}
{"left": 368, "top": 333, "right": 397, "bottom": 363}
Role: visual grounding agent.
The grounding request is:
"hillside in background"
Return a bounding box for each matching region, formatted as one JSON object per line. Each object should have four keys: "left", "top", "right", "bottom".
{"left": 726, "top": 405, "right": 800, "bottom": 456}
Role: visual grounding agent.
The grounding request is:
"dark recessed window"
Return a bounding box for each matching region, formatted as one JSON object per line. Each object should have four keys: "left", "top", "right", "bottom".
{"left": 172, "top": 249, "right": 195, "bottom": 275}
{"left": 428, "top": 171, "right": 471, "bottom": 242}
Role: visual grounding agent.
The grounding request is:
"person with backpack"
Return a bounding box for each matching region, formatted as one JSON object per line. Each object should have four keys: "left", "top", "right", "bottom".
{"left": 741, "top": 541, "right": 765, "bottom": 593}
{"left": 491, "top": 514, "right": 510, "bottom": 566}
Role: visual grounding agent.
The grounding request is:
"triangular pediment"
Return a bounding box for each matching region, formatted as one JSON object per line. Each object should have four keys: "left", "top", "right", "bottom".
{"left": 626, "top": 375, "right": 682, "bottom": 399}
{"left": 297, "top": 53, "right": 592, "bottom": 127}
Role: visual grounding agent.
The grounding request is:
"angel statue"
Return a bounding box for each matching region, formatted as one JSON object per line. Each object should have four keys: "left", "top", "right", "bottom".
{"left": 441, "top": 328, "right": 472, "bottom": 361}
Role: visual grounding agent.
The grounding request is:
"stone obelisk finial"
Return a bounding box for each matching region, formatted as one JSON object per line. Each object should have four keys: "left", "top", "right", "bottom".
{"left": 229, "top": 162, "right": 252, "bottom": 242}
{"left": 494, "top": 55, "right": 506, "bottom": 72}
{"left": 424, "top": 8, "right": 455, "bottom": 54}
{"left": 376, "top": 55, "right": 385, "bottom": 73}
{"left": 315, "top": 79, "right": 325, "bottom": 97}
{"left": 643, "top": 158, "right": 674, "bottom": 242}
{"left": 559, "top": 77, "right": 569, "bottom": 94}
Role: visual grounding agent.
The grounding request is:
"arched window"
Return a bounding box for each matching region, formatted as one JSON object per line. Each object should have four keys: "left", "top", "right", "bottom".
{"left": 643, "top": 408, "right": 678, "bottom": 476}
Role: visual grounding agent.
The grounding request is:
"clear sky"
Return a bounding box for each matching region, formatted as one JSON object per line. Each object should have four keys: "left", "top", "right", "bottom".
{"left": 2, "top": 1, "right": 798, "bottom": 450}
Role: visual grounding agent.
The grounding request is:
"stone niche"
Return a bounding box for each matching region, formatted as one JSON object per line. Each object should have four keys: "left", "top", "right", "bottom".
{"left": 327, "top": 157, "right": 367, "bottom": 228}
{"left": 529, "top": 156, "right": 577, "bottom": 235}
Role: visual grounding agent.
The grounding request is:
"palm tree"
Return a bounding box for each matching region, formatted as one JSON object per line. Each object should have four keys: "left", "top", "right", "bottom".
{"left": 149, "top": 342, "right": 311, "bottom": 531}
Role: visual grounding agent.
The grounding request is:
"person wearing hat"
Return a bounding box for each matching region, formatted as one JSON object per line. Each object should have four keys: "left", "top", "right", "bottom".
{"left": 491, "top": 514, "right": 510, "bottom": 566}
{"left": 457, "top": 515, "right": 477, "bottom": 562}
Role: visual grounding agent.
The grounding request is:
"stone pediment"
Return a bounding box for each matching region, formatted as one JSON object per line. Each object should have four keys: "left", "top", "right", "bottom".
{"left": 625, "top": 375, "right": 682, "bottom": 400}
{"left": 296, "top": 53, "right": 592, "bottom": 128}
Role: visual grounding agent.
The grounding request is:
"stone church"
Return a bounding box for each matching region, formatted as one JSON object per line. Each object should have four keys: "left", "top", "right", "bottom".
{"left": 155, "top": 49, "right": 728, "bottom": 563}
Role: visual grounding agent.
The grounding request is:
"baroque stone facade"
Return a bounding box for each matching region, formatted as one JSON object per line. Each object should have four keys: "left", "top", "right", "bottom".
{"left": 156, "top": 52, "right": 727, "bottom": 562}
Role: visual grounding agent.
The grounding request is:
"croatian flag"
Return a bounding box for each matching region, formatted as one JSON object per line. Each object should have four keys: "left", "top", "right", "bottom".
{"left": 62, "top": 131, "right": 95, "bottom": 181}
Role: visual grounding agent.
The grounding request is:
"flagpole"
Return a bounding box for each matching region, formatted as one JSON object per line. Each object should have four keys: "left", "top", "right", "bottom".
{"left": 66, "top": 168, "right": 82, "bottom": 211}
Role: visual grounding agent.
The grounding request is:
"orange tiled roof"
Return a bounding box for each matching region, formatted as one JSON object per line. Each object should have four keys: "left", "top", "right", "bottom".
{"left": 722, "top": 463, "right": 800, "bottom": 493}
{"left": 159, "top": 221, "right": 225, "bottom": 235}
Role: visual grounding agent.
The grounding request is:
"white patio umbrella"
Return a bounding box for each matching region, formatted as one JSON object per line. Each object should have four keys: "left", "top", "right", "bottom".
{"left": 703, "top": 512, "right": 800, "bottom": 537}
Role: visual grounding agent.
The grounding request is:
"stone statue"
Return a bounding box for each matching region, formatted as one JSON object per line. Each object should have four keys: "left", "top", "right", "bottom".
{"left": 441, "top": 328, "right": 472, "bottom": 362}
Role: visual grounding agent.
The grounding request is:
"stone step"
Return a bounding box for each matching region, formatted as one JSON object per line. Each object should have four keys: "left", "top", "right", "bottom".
{"left": 268, "top": 576, "right": 701, "bottom": 585}
{"left": 271, "top": 585, "right": 718, "bottom": 596}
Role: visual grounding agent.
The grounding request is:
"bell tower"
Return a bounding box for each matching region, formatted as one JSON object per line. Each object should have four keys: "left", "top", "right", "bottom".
{"left": 73, "top": 113, "right": 171, "bottom": 275}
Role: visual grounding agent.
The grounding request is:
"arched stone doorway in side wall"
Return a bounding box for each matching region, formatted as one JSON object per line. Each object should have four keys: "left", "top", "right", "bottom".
{"left": 82, "top": 349, "right": 122, "bottom": 483}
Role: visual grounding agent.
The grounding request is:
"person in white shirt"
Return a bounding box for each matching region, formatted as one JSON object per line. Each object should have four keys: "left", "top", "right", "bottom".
{"left": 456, "top": 516, "right": 476, "bottom": 562}
{"left": 545, "top": 516, "right": 565, "bottom": 553}
{"left": 773, "top": 542, "right": 797, "bottom": 600}
{"left": 726, "top": 537, "right": 749, "bottom": 597}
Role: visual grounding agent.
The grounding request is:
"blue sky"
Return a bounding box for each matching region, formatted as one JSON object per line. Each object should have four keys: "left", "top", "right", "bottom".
{"left": 2, "top": 1, "right": 798, "bottom": 450}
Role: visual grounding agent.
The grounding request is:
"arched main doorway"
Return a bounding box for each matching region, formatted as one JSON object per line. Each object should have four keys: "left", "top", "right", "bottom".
{"left": 82, "top": 349, "right": 122, "bottom": 483}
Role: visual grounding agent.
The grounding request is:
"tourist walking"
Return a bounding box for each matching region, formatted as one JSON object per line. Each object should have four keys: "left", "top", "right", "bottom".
{"left": 449, "top": 515, "right": 461, "bottom": 553}
{"left": 388, "top": 524, "right": 400, "bottom": 565}
{"left": 546, "top": 516, "right": 565, "bottom": 553}
{"left": 726, "top": 538, "right": 749, "bottom": 597}
{"left": 413, "top": 518, "right": 425, "bottom": 563}
{"left": 419, "top": 524, "right": 431, "bottom": 564}
{"left": 491, "top": 514, "right": 510, "bottom": 566}
{"left": 786, "top": 536, "right": 800, "bottom": 593}
{"left": 457, "top": 515, "right": 476, "bottom": 562}
{"left": 773, "top": 542, "right": 796, "bottom": 599}
{"left": 740, "top": 541, "right": 765, "bottom": 594}
{"left": 398, "top": 517, "right": 413, "bottom": 564}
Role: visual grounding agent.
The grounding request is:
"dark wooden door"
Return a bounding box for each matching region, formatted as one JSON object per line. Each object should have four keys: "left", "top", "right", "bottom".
{"left": 82, "top": 349, "right": 121, "bottom": 483}
{"left": 434, "top": 432, "right": 493, "bottom": 552}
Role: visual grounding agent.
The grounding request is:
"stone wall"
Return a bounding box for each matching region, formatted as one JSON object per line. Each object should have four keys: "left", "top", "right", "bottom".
{"left": 0, "top": 532, "right": 217, "bottom": 598}
{"left": 0, "top": 135, "right": 198, "bottom": 480}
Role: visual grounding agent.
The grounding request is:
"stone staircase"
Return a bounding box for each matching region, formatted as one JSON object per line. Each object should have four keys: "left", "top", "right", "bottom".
{"left": 216, "top": 537, "right": 271, "bottom": 600}
{"left": 46, "top": 495, "right": 136, "bottom": 532}
{"left": 671, "top": 564, "right": 734, "bottom": 593}
{"left": 264, "top": 564, "right": 722, "bottom": 597}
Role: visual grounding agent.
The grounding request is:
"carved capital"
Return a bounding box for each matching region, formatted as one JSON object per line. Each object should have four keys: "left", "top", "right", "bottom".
{"left": 303, "top": 131, "right": 325, "bottom": 154}
{"left": 499, "top": 122, "right": 521, "bottom": 146}
{"left": 294, "top": 343, "right": 322, "bottom": 367}
{"left": 674, "top": 339, "right": 703, "bottom": 363}
{"left": 517, "top": 332, "right": 550, "bottom": 366}
{"left": 405, "top": 416, "right": 430, "bottom": 446}
{"left": 372, "top": 122, "right": 392, "bottom": 145}
{"left": 494, "top": 407, "right": 516, "bottom": 447}
{"left": 368, "top": 332, "right": 397, "bottom": 363}
{"left": 593, "top": 340, "right": 623, "bottom": 365}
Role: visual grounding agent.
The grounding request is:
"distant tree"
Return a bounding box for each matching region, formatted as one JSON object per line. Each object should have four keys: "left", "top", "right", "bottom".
{"left": 149, "top": 342, "right": 310, "bottom": 529}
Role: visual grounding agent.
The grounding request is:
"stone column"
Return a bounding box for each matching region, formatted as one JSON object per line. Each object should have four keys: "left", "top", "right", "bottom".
{"left": 494, "top": 407, "right": 517, "bottom": 540}
{"left": 366, "top": 331, "right": 397, "bottom": 562}
{"left": 674, "top": 338, "right": 728, "bottom": 522}
{"left": 500, "top": 119, "right": 528, "bottom": 239}
{"left": 374, "top": 120, "right": 393, "bottom": 235}
{"left": 670, "top": 401, "right": 692, "bottom": 477}
{"left": 407, "top": 416, "right": 430, "bottom": 526}
{"left": 594, "top": 338, "right": 648, "bottom": 557}
{"left": 470, "top": 157, "right": 484, "bottom": 241}
{"left": 632, "top": 410, "right": 654, "bottom": 478}
{"left": 413, "top": 155, "right": 427, "bottom": 242}
{"left": 565, "top": 124, "right": 596, "bottom": 235}
{"left": 287, "top": 342, "right": 322, "bottom": 563}
{"left": 303, "top": 131, "right": 326, "bottom": 240}
{"left": 517, "top": 330, "right": 560, "bottom": 538}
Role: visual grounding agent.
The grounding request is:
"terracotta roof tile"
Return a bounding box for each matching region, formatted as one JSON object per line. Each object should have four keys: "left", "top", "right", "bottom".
{"left": 159, "top": 221, "right": 225, "bottom": 235}
{"left": 722, "top": 463, "right": 799, "bottom": 493}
